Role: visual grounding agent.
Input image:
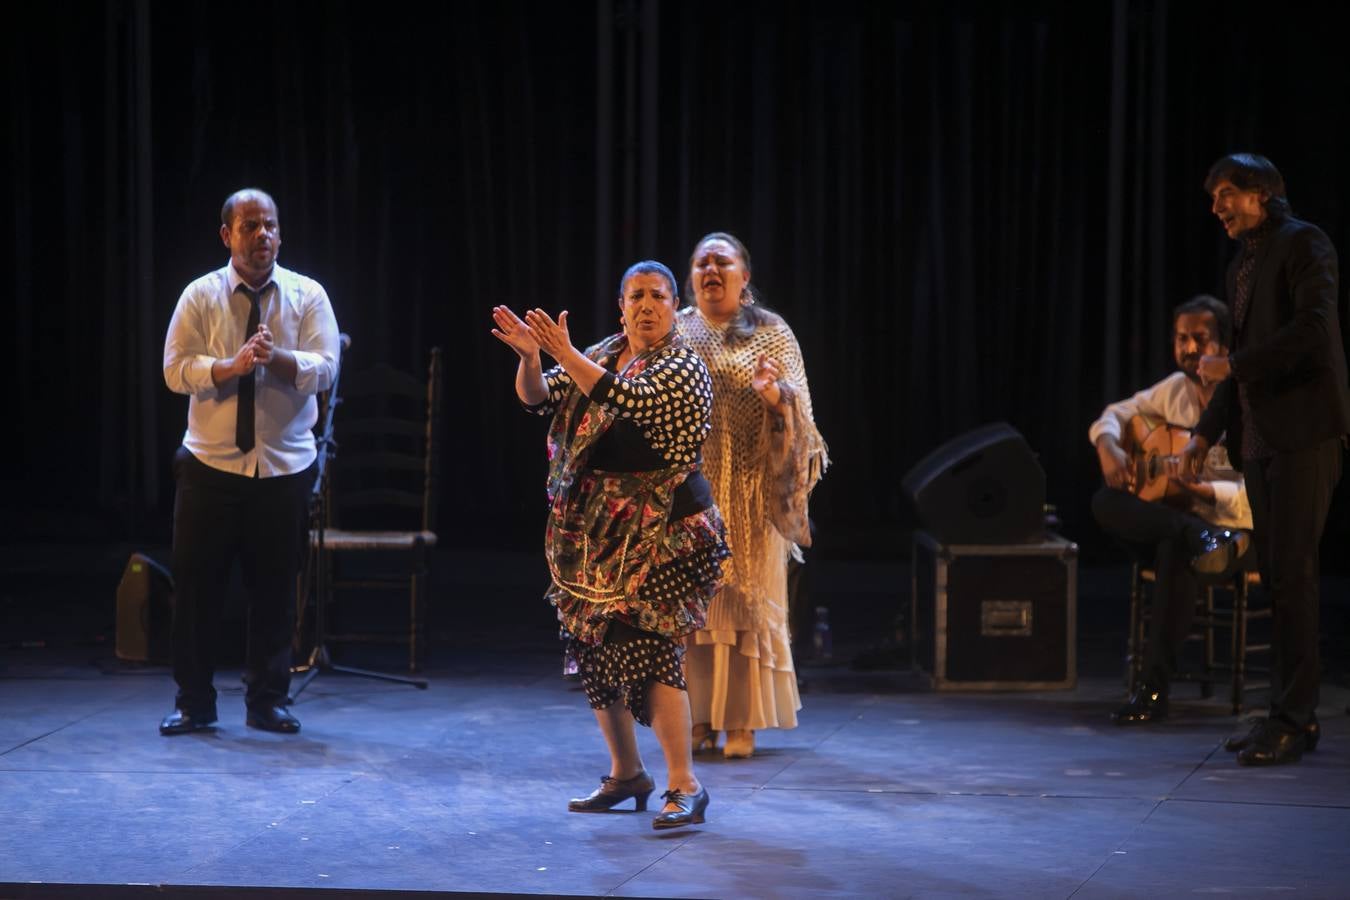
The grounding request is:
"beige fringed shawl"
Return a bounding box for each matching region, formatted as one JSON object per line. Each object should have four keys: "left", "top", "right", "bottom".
{"left": 676, "top": 307, "right": 828, "bottom": 627}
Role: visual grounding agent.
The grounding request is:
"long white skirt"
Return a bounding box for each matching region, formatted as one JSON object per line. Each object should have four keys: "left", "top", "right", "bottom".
{"left": 685, "top": 581, "right": 801, "bottom": 731}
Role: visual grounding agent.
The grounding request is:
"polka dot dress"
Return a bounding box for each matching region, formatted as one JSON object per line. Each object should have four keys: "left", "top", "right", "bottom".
{"left": 599, "top": 346, "right": 713, "bottom": 466}
{"left": 575, "top": 622, "right": 686, "bottom": 726}
{"left": 534, "top": 344, "right": 714, "bottom": 468}
{"left": 635, "top": 544, "right": 726, "bottom": 617}
{"left": 530, "top": 330, "right": 731, "bottom": 726}
{"left": 564, "top": 519, "right": 730, "bottom": 725}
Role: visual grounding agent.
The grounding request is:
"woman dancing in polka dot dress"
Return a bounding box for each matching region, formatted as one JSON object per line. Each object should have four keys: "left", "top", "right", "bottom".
{"left": 491, "top": 260, "right": 729, "bottom": 830}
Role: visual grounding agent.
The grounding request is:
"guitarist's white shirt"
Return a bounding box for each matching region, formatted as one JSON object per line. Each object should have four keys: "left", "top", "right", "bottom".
{"left": 1089, "top": 371, "right": 1252, "bottom": 530}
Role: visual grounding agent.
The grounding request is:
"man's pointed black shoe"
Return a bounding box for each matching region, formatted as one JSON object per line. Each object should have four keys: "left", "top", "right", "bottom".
{"left": 1237, "top": 726, "right": 1305, "bottom": 766}
{"left": 1112, "top": 684, "right": 1168, "bottom": 725}
{"left": 159, "top": 708, "right": 218, "bottom": 736}
{"left": 1191, "top": 528, "right": 1250, "bottom": 576}
{"left": 1224, "top": 718, "right": 1268, "bottom": 752}
{"left": 1225, "top": 715, "right": 1319, "bottom": 753}
{"left": 246, "top": 705, "right": 301, "bottom": 734}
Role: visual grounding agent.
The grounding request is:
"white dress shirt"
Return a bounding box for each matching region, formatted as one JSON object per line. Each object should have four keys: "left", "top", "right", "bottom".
{"left": 1088, "top": 370, "right": 1252, "bottom": 529}
{"left": 163, "top": 262, "right": 340, "bottom": 478}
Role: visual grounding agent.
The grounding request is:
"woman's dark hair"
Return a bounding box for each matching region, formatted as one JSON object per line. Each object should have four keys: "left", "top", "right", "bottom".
{"left": 686, "top": 231, "right": 780, "bottom": 344}
{"left": 1172, "top": 293, "right": 1232, "bottom": 348}
{"left": 618, "top": 260, "right": 679, "bottom": 304}
{"left": 1203, "top": 153, "right": 1292, "bottom": 220}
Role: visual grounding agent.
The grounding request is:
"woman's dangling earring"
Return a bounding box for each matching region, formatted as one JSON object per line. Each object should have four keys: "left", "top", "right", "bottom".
{"left": 739, "top": 288, "right": 755, "bottom": 307}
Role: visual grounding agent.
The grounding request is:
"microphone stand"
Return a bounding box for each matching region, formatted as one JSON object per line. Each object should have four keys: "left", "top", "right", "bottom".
{"left": 289, "top": 333, "right": 429, "bottom": 702}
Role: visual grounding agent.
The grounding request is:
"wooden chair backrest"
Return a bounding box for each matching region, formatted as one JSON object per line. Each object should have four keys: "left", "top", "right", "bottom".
{"left": 323, "top": 348, "right": 442, "bottom": 533}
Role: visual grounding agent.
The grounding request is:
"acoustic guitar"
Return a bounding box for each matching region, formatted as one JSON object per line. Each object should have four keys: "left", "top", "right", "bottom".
{"left": 1122, "top": 413, "right": 1192, "bottom": 506}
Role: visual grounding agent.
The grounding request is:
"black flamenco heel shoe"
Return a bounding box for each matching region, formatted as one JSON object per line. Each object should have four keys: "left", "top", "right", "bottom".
{"left": 652, "top": 786, "right": 710, "bottom": 830}
{"left": 568, "top": 771, "right": 656, "bottom": 812}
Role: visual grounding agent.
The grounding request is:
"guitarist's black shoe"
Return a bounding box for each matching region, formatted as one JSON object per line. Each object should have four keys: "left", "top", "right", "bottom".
{"left": 1237, "top": 727, "right": 1306, "bottom": 766}
{"left": 1225, "top": 715, "right": 1319, "bottom": 753}
{"left": 1191, "top": 528, "right": 1250, "bottom": 576}
{"left": 1112, "top": 683, "right": 1168, "bottom": 725}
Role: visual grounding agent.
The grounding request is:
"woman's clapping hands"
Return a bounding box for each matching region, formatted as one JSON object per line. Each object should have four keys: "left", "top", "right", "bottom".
{"left": 491, "top": 306, "right": 540, "bottom": 359}
{"left": 489, "top": 305, "right": 577, "bottom": 363}
{"left": 522, "top": 308, "right": 575, "bottom": 362}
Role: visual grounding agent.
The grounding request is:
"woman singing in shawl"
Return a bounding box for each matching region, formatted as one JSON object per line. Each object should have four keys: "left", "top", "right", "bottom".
{"left": 490, "top": 260, "right": 729, "bottom": 829}
{"left": 676, "top": 232, "right": 829, "bottom": 759}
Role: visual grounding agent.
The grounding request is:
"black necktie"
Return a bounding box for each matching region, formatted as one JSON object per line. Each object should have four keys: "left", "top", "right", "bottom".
{"left": 235, "top": 284, "right": 262, "bottom": 452}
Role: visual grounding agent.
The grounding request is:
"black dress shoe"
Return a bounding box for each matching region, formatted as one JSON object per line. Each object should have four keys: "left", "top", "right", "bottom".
{"left": 1191, "top": 528, "right": 1250, "bottom": 575}
{"left": 159, "top": 708, "right": 218, "bottom": 736}
{"left": 1224, "top": 718, "right": 1268, "bottom": 752}
{"left": 1224, "top": 715, "right": 1319, "bottom": 753}
{"left": 652, "top": 786, "right": 710, "bottom": 830}
{"left": 1111, "top": 684, "right": 1168, "bottom": 725}
{"left": 568, "top": 771, "right": 655, "bottom": 812}
{"left": 246, "top": 705, "right": 301, "bottom": 734}
{"left": 1237, "top": 726, "right": 1305, "bottom": 766}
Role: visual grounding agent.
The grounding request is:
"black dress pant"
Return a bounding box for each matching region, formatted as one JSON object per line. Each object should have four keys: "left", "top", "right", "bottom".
{"left": 1243, "top": 438, "right": 1342, "bottom": 730}
{"left": 170, "top": 447, "right": 314, "bottom": 714}
{"left": 1091, "top": 486, "right": 1217, "bottom": 689}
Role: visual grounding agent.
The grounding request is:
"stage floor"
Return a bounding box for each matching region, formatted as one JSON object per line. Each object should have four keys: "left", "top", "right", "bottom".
{"left": 2, "top": 548, "right": 1349, "bottom": 898}
{"left": 2, "top": 652, "right": 1349, "bottom": 898}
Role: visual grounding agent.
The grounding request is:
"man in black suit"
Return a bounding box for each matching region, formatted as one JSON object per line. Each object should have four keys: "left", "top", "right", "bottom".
{"left": 1181, "top": 153, "right": 1350, "bottom": 766}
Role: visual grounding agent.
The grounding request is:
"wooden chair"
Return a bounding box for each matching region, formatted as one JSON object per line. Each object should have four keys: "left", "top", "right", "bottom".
{"left": 316, "top": 347, "right": 442, "bottom": 672}
{"left": 1126, "top": 560, "right": 1268, "bottom": 714}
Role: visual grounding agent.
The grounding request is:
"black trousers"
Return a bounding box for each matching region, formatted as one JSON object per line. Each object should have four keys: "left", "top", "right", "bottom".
{"left": 170, "top": 447, "right": 314, "bottom": 714}
{"left": 1091, "top": 486, "right": 1217, "bottom": 689}
{"left": 1244, "top": 438, "right": 1343, "bottom": 730}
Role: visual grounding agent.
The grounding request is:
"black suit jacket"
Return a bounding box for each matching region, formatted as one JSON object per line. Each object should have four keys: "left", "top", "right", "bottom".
{"left": 1195, "top": 216, "right": 1350, "bottom": 464}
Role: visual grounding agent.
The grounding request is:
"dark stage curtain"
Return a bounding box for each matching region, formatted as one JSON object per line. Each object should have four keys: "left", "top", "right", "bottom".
{"left": 5, "top": 0, "right": 1350, "bottom": 565}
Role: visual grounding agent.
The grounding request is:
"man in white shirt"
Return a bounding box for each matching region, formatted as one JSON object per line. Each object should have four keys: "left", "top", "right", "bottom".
{"left": 1089, "top": 295, "right": 1252, "bottom": 725}
{"left": 159, "top": 189, "right": 340, "bottom": 735}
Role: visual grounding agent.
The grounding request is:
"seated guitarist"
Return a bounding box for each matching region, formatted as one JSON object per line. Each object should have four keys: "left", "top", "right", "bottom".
{"left": 1089, "top": 294, "right": 1253, "bottom": 725}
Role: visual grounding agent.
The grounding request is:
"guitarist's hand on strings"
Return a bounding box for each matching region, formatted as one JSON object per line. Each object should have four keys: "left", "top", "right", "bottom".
{"left": 1095, "top": 436, "right": 1135, "bottom": 491}
{"left": 1178, "top": 434, "right": 1212, "bottom": 482}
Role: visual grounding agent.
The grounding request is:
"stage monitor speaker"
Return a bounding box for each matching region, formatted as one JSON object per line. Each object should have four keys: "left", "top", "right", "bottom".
{"left": 901, "top": 422, "right": 1046, "bottom": 544}
{"left": 115, "top": 552, "right": 173, "bottom": 664}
